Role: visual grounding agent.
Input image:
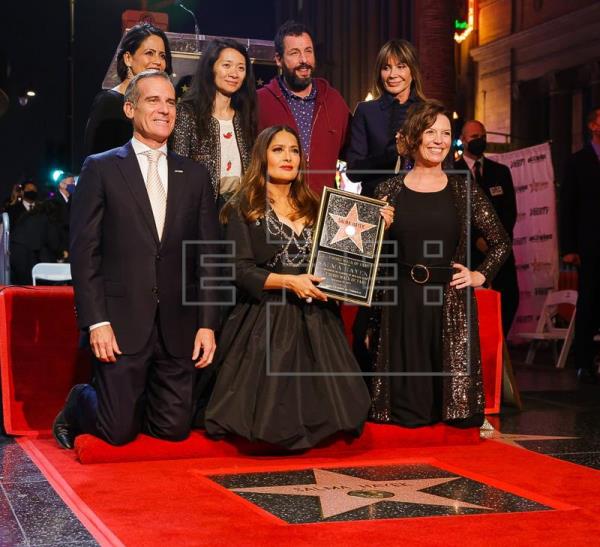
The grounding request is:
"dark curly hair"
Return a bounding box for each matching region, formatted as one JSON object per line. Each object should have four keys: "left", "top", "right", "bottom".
{"left": 274, "top": 20, "right": 314, "bottom": 57}
{"left": 116, "top": 23, "right": 173, "bottom": 82}
{"left": 398, "top": 100, "right": 452, "bottom": 160}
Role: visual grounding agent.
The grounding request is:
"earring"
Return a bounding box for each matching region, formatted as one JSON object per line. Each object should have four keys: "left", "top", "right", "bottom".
{"left": 127, "top": 66, "right": 134, "bottom": 80}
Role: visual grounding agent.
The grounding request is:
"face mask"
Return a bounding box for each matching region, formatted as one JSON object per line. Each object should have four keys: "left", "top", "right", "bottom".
{"left": 24, "top": 190, "right": 38, "bottom": 201}
{"left": 66, "top": 183, "right": 76, "bottom": 195}
{"left": 467, "top": 137, "right": 486, "bottom": 157}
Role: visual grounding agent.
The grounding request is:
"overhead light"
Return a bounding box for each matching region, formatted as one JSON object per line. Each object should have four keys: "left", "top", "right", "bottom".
{"left": 26, "top": 90, "right": 36, "bottom": 97}
{"left": 51, "top": 169, "right": 65, "bottom": 182}
{"left": 453, "top": 111, "right": 459, "bottom": 119}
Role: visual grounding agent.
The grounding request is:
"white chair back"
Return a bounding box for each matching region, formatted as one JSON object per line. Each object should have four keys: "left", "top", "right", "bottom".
{"left": 31, "top": 263, "right": 72, "bottom": 286}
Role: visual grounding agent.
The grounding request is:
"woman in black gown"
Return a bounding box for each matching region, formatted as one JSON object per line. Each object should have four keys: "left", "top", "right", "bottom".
{"left": 204, "top": 125, "right": 393, "bottom": 450}
{"left": 83, "top": 23, "right": 173, "bottom": 156}
{"left": 367, "top": 100, "right": 510, "bottom": 428}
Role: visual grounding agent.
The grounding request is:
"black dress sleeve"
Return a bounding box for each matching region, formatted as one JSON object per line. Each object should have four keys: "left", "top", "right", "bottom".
{"left": 225, "top": 211, "right": 271, "bottom": 301}
{"left": 83, "top": 90, "right": 132, "bottom": 157}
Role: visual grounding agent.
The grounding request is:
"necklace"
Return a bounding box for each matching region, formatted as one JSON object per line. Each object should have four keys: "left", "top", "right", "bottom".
{"left": 265, "top": 208, "right": 312, "bottom": 267}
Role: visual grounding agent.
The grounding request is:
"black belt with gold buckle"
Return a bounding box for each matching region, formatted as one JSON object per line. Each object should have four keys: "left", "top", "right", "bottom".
{"left": 399, "top": 262, "right": 455, "bottom": 284}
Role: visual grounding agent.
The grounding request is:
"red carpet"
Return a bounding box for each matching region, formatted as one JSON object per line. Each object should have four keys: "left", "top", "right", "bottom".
{"left": 74, "top": 422, "right": 480, "bottom": 464}
{"left": 0, "top": 286, "right": 91, "bottom": 435}
{"left": 20, "top": 436, "right": 600, "bottom": 547}
{"left": 1, "top": 287, "right": 502, "bottom": 435}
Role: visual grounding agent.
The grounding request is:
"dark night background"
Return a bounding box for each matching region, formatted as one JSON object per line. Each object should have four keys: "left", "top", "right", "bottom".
{"left": 0, "top": 0, "right": 277, "bottom": 200}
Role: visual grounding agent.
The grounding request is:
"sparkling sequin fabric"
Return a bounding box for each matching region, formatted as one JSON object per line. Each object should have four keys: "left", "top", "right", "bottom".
{"left": 171, "top": 103, "right": 251, "bottom": 200}
{"left": 368, "top": 173, "right": 510, "bottom": 422}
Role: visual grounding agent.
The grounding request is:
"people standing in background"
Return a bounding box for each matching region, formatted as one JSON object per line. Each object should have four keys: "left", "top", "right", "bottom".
{"left": 347, "top": 39, "right": 426, "bottom": 198}
{"left": 257, "top": 21, "right": 351, "bottom": 195}
{"left": 6, "top": 181, "right": 61, "bottom": 284}
{"left": 560, "top": 106, "right": 600, "bottom": 384}
{"left": 171, "top": 38, "right": 257, "bottom": 207}
{"left": 455, "top": 120, "right": 519, "bottom": 337}
{"left": 46, "top": 173, "right": 76, "bottom": 261}
{"left": 83, "top": 23, "right": 173, "bottom": 157}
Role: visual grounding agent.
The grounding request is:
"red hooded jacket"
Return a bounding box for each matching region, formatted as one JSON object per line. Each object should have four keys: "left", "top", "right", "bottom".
{"left": 257, "top": 77, "right": 351, "bottom": 195}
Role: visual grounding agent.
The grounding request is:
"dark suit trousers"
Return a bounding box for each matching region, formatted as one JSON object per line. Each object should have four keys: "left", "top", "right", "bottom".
{"left": 71, "top": 319, "right": 196, "bottom": 446}
{"left": 574, "top": 255, "right": 600, "bottom": 373}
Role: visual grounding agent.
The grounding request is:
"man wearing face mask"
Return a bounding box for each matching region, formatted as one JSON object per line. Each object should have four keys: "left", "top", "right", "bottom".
{"left": 560, "top": 106, "right": 600, "bottom": 384}
{"left": 455, "top": 120, "right": 519, "bottom": 337}
{"left": 6, "top": 181, "right": 61, "bottom": 284}
{"left": 46, "top": 173, "right": 76, "bottom": 261}
{"left": 257, "top": 20, "right": 351, "bottom": 195}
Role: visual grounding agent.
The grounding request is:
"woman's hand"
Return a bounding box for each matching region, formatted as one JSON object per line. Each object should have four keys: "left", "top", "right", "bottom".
{"left": 380, "top": 196, "right": 395, "bottom": 230}
{"left": 450, "top": 263, "right": 486, "bottom": 290}
{"left": 286, "top": 274, "right": 328, "bottom": 302}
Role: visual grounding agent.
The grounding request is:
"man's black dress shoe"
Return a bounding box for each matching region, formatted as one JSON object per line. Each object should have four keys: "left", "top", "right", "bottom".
{"left": 577, "top": 368, "right": 599, "bottom": 385}
{"left": 52, "top": 384, "right": 85, "bottom": 449}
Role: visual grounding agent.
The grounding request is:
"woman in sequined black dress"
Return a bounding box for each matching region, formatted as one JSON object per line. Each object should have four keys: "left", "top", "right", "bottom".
{"left": 367, "top": 101, "right": 510, "bottom": 428}
{"left": 204, "top": 126, "right": 392, "bottom": 450}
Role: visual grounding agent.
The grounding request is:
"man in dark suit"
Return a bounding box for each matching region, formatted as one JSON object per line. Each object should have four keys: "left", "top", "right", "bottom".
{"left": 455, "top": 120, "right": 519, "bottom": 337}
{"left": 53, "top": 71, "right": 221, "bottom": 448}
{"left": 46, "top": 173, "right": 76, "bottom": 261}
{"left": 6, "top": 181, "right": 61, "bottom": 284}
{"left": 561, "top": 106, "right": 600, "bottom": 383}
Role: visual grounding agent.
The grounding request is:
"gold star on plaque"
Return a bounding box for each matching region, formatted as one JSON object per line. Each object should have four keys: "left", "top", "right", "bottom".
{"left": 256, "top": 77, "right": 264, "bottom": 87}
{"left": 329, "top": 204, "right": 377, "bottom": 253}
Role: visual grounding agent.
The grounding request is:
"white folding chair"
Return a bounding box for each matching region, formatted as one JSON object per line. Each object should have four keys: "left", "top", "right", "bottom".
{"left": 518, "top": 289, "right": 577, "bottom": 369}
{"left": 31, "top": 263, "right": 72, "bottom": 286}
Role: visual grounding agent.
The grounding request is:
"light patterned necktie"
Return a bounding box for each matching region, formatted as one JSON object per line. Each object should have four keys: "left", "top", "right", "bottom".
{"left": 142, "top": 149, "right": 167, "bottom": 239}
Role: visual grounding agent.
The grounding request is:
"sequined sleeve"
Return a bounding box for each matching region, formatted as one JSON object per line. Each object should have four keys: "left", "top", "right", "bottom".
{"left": 471, "top": 181, "right": 511, "bottom": 282}
{"left": 374, "top": 174, "right": 403, "bottom": 204}
{"left": 171, "top": 103, "right": 195, "bottom": 159}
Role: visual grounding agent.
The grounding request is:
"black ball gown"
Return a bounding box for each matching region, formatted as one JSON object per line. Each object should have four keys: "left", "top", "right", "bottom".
{"left": 204, "top": 208, "right": 371, "bottom": 450}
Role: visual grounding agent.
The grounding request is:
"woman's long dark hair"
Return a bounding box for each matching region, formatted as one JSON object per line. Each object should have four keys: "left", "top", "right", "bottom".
{"left": 180, "top": 38, "right": 257, "bottom": 144}
{"left": 221, "top": 126, "right": 319, "bottom": 225}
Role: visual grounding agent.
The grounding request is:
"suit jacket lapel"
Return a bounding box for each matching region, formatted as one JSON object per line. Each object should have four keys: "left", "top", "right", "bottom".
{"left": 160, "top": 152, "right": 186, "bottom": 247}
{"left": 116, "top": 142, "right": 160, "bottom": 244}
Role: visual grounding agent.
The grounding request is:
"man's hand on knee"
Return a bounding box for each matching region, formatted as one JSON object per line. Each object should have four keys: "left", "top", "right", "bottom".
{"left": 90, "top": 325, "right": 122, "bottom": 363}
{"left": 193, "top": 328, "right": 216, "bottom": 368}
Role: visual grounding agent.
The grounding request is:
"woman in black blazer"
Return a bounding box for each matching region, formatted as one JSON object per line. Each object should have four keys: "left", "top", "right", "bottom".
{"left": 347, "top": 39, "right": 426, "bottom": 198}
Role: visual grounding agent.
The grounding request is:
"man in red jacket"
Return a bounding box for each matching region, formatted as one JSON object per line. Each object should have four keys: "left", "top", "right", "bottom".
{"left": 257, "top": 20, "right": 351, "bottom": 195}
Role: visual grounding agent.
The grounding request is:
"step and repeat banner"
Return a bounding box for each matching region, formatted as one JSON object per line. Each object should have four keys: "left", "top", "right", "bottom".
{"left": 488, "top": 142, "right": 559, "bottom": 342}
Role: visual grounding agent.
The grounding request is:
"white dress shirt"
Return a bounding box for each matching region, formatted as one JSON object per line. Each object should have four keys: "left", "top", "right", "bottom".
{"left": 463, "top": 154, "right": 484, "bottom": 178}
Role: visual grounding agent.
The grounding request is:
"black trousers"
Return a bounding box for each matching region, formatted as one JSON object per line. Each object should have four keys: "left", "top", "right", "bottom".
{"left": 574, "top": 255, "right": 600, "bottom": 373}
{"left": 72, "top": 321, "right": 196, "bottom": 446}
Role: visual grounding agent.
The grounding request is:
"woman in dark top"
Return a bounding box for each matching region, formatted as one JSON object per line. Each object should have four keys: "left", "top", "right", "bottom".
{"left": 204, "top": 126, "right": 392, "bottom": 450}
{"left": 83, "top": 23, "right": 173, "bottom": 156}
{"left": 347, "top": 39, "right": 426, "bottom": 198}
{"left": 171, "top": 39, "right": 257, "bottom": 206}
{"left": 367, "top": 100, "right": 510, "bottom": 428}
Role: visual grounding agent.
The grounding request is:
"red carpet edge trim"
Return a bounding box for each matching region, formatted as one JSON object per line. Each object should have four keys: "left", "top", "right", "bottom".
{"left": 17, "top": 438, "right": 125, "bottom": 547}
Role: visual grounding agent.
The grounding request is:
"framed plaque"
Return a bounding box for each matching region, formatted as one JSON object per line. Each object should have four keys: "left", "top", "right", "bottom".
{"left": 307, "top": 188, "right": 386, "bottom": 306}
